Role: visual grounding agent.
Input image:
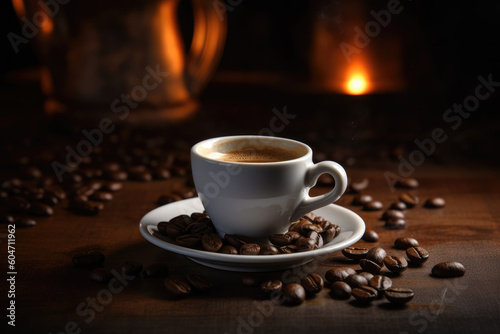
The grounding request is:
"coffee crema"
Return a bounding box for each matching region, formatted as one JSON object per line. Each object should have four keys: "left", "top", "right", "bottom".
{"left": 212, "top": 145, "right": 302, "bottom": 163}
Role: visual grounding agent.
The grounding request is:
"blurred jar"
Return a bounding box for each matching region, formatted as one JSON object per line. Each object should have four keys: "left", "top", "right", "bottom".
{"left": 14, "top": 0, "right": 226, "bottom": 122}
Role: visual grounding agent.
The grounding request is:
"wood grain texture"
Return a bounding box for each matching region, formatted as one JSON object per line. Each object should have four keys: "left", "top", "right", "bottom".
{"left": 1, "top": 168, "right": 499, "bottom": 334}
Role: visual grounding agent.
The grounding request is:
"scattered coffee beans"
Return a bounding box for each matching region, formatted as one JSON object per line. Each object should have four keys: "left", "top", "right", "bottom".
{"left": 431, "top": 261, "right": 465, "bottom": 278}
{"left": 424, "top": 197, "right": 446, "bottom": 208}
{"left": 385, "top": 218, "right": 406, "bottom": 229}
{"left": 399, "top": 193, "right": 419, "bottom": 208}
{"left": 384, "top": 287, "right": 414, "bottom": 304}
{"left": 330, "top": 281, "right": 352, "bottom": 299}
{"left": 394, "top": 237, "right": 419, "bottom": 250}
{"left": 242, "top": 273, "right": 261, "bottom": 287}
{"left": 352, "top": 286, "right": 378, "bottom": 303}
{"left": 396, "top": 178, "right": 419, "bottom": 189}
{"left": 362, "top": 229, "right": 379, "bottom": 242}
{"left": 352, "top": 194, "right": 373, "bottom": 206}
{"left": 186, "top": 273, "right": 212, "bottom": 291}
{"left": 14, "top": 219, "right": 37, "bottom": 228}
{"left": 90, "top": 268, "right": 113, "bottom": 283}
{"left": 390, "top": 201, "right": 407, "bottom": 211}
{"left": 325, "top": 267, "right": 357, "bottom": 284}
{"left": 358, "top": 272, "right": 374, "bottom": 282}
{"left": 363, "top": 201, "right": 383, "bottom": 211}
{"left": 301, "top": 273, "right": 324, "bottom": 296}
{"left": 406, "top": 246, "right": 429, "bottom": 264}
{"left": 260, "top": 280, "right": 283, "bottom": 295}
{"left": 164, "top": 275, "right": 191, "bottom": 297}
{"left": 369, "top": 275, "right": 392, "bottom": 292}
{"left": 381, "top": 210, "right": 405, "bottom": 221}
{"left": 359, "top": 259, "right": 382, "bottom": 274}
{"left": 366, "top": 247, "right": 387, "bottom": 266}
{"left": 344, "top": 274, "right": 369, "bottom": 289}
{"left": 384, "top": 256, "right": 408, "bottom": 274}
{"left": 282, "top": 283, "right": 306, "bottom": 305}
{"left": 342, "top": 247, "right": 369, "bottom": 260}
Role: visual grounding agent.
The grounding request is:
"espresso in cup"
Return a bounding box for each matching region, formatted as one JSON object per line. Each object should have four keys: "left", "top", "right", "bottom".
{"left": 205, "top": 140, "right": 306, "bottom": 163}
{"left": 191, "top": 136, "right": 347, "bottom": 240}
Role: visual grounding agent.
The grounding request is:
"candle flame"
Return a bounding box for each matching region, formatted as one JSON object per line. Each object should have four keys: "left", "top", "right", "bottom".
{"left": 346, "top": 73, "right": 368, "bottom": 95}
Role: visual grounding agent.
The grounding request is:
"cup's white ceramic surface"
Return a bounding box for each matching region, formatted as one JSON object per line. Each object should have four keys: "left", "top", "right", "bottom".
{"left": 190, "top": 136, "right": 348, "bottom": 239}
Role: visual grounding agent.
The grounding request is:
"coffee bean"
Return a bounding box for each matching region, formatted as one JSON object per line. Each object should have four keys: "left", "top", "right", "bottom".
{"left": 120, "top": 261, "right": 143, "bottom": 276}
{"left": 164, "top": 275, "right": 191, "bottom": 297}
{"left": 158, "top": 221, "right": 185, "bottom": 239}
{"left": 259, "top": 244, "right": 279, "bottom": 255}
{"left": 224, "top": 234, "right": 247, "bottom": 249}
{"left": 176, "top": 234, "right": 202, "bottom": 248}
{"left": 186, "top": 221, "right": 213, "bottom": 236}
{"left": 384, "top": 287, "right": 414, "bottom": 304}
{"left": 325, "top": 267, "right": 357, "bottom": 284}
{"left": 282, "top": 283, "right": 306, "bottom": 305}
{"left": 358, "top": 272, "right": 374, "bottom": 282}
{"left": 349, "top": 178, "right": 369, "bottom": 193}
{"left": 296, "top": 238, "right": 316, "bottom": 252}
{"left": 102, "top": 162, "right": 121, "bottom": 172}
{"left": 220, "top": 245, "right": 238, "bottom": 254}
{"left": 385, "top": 218, "right": 406, "bottom": 229}
{"left": 72, "top": 251, "right": 105, "bottom": 268}
{"left": 394, "top": 237, "right": 419, "bottom": 250}
{"left": 307, "top": 231, "right": 324, "bottom": 249}
{"left": 68, "top": 198, "right": 100, "bottom": 216}
{"left": 105, "top": 170, "right": 128, "bottom": 181}
{"left": 396, "top": 178, "right": 419, "bottom": 189}
{"left": 432, "top": 261, "right": 465, "bottom": 278}
{"left": 29, "top": 202, "right": 54, "bottom": 217}
{"left": 186, "top": 273, "right": 212, "bottom": 291}
{"left": 352, "top": 286, "right": 378, "bottom": 303}
{"left": 369, "top": 275, "right": 392, "bottom": 291}
{"left": 0, "top": 214, "right": 14, "bottom": 224}
{"left": 344, "top": 274, "right": 369, "bottom": 289}
{"left": 240, "top": 243, "right": 261, "bottom": 255}
{"left": 279, "top": 245, "right": 298, "bottom": 254}
{"left": 100, "top": 182, "right": 123, "bottom": 192}
{"left": 156, "top": 193, "right": 182, "bottom": 206}
{"left": 363, "top": 201, "right": 383, "bottom": 211}
{"left": 90, "top": 268, "right": 113, "bottom": 283}
{"left": 41, "top": 193, "right": 59, "bottom": 206}
{"left": 330, "top": 281, "right": 352, "bottom": 299}
{"left": 260, "top": 280, "right": 283, "bottom": 295}
{"left": 352, "top": 194, "right": 373, "bottom": 206}
{"left": 269, "top": 233, "right": 292, "bottom": 246}
{"left": 366, "top": 247, "right": 387, "bottom": 266}
{"left": 190, "top": 212, "right": 208, "bottom": 221}
{"left": 359, "top": 259, "right": 382, "bottom": 274}
{"left": 7, "top": 196, "right": 30, "bottom": 213}
{"left": 90, "top": 191, "right": 113, "bottom": 202}
{"left": 242, "top": 273, "right": 261, "bottom": 287}
{"left": 399, "top": 193, "right": 419, "bottom": 208}
{"left": 321, "top": 224, "right": 341, "bottom": 243}
{"left": 170, "top": 214, "right": 192, "bottom": 227}
{"left": 14, "top": 219, "right": 37, "bottom": 228}
{"left": 384, "top": 256, "right": 408, "bottom": 274}
{"left": 285, "top": 231, "right": 301, "bottom": 242}
{"left": 301, "top": 273, "right": 324, "bottom": 296}
{"left": 46, "top": 187, "right": 66, "bottom": 200}
{"left": 362, "top": 230, "right": 379, "bottom": 242}
{"left": 406, "top": 246, "right": 429, "bottom": 264}
{"left": 130, "top": 170, "right": 153, "bottom": 182}
{"left": 342, "top": 247, "right": 369, "bottom": 260}
{"left": 202, "top": 233, "right": 223, "bottom": 252}
{"left": 390, "top": 201, "right": 407, "bottom": 211}
{"left": 424, "top": 197, "right": 446, "bottom": 208}
{"left": 381, "top": 209, "right": 405, "bottom": 221}
{"left": 152, "top": 167, "right": 171, "bottom": 180}
{"left": 143, "top": 263, "right": 169, "bottom": 278}
{"left": 23, "top": 166, "right": 43, "bottom": 179}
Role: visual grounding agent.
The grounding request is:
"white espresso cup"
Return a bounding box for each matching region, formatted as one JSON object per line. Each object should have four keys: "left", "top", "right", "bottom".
{"left": 190, "top": 135, "right": 347, "bottom": 240}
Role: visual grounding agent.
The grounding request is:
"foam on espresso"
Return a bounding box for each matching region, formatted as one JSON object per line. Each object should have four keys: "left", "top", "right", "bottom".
{"left": 209, "top": 144, "right": 304, "bottom": 163}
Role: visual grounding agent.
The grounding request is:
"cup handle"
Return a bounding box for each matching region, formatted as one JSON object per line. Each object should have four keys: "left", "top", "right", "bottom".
{"left": 291, "top": 161, "right": 348, "bottom": 222}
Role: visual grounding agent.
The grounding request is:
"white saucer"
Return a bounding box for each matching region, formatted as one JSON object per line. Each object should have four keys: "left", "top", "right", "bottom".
{"left": 139, "top": 198, "right": 365, "bottom": 272}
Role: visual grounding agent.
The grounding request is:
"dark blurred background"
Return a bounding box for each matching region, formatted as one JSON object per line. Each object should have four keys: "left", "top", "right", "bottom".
{"left": 1, "top": 0, "right": 499, "bottom": 168}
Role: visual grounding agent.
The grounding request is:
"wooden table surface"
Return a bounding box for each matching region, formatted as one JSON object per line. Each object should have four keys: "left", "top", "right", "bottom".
{"left": 2, "top": 164, "right": 499, "bottom": 334}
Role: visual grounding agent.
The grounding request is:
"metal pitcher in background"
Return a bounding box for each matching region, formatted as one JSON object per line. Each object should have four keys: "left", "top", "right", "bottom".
{"left": 14, "top": 0, "right": 227, "bottom": 122}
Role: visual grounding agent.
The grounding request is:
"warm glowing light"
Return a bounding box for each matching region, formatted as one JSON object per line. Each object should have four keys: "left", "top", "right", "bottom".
{"left": 346, "top": 74, "right": 368, "bottom": 95}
